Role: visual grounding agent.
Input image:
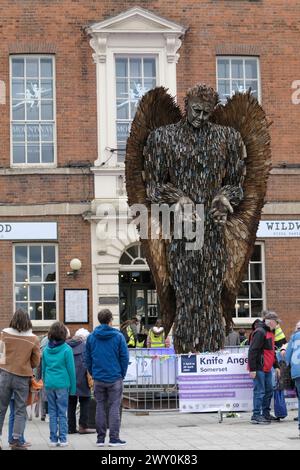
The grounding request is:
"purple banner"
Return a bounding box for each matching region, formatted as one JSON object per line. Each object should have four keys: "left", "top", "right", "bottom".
{"left": 178, "top": 374, "right": 250, "bottom": 382}
{"left": 179, "top": 382, "right": 253, "bottom": 390}
{"left": 179, "top": 392, "right": 236, "bottom": 399}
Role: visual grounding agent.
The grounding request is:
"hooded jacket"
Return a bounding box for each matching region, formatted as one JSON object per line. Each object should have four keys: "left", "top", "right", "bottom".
{"left": 85, "top": 325, "right": 129, "bottom": 383}
{"left": 42, "top": 342, "right": 76, "bottom": 395}
{"left": 285, "top": 331, "right": 300, "bottom": 379}
{"left": 67, "top": 338, "right": 90, "bottom": 397}
{"left": 248, "top": 321, "right": 279, "bottom": 373}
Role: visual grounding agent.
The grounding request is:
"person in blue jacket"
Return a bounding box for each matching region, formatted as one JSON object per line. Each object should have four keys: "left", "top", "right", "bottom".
{"left": 285, "top": 321, "right": 300, "bottom": 436}
{"left": 42, "top": 322, "right": 76, "bottom": 448}
{"left": 85, "top": 309, "right": 129, "bottom": 447}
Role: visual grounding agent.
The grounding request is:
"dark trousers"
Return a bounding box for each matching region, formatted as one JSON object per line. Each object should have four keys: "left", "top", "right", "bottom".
{"left": 68, "top": 396, "right": 90, "bottom": 432}
{"left": 0, "top": 369, "right": 30, "bottom": 440}
{"left": 94, "top": 379, "right": 123, "bottom": 441}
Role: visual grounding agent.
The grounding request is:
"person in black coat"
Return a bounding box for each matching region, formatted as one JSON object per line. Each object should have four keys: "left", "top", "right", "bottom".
{"left": 67, "top": 329, "right": 95, "bottom": 434}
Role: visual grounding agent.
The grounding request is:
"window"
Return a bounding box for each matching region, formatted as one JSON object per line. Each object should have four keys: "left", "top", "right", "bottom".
{"left": 14, "top": 245, "right": 57, "bottom": 321}
{"left": 11, "top": 56, "right": 56, "bottom": 165}
{"left": 115, "top": 56, "right": 157, "bottom": 162}
{"left": 234, "top": 243, "right": 265, "bottom": 319}
{"left": 119, "top": 244, "right": 147, "bottom": 266}
{"left": 217, "top": 57, "right": 260, "bottom": 103}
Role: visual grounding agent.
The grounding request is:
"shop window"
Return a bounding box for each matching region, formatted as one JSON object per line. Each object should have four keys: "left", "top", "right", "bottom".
{"left": 234, "top": 243, "right": 266, "bottom": 319}
{"left": 10, "top": 55, "right": 56, "bottom": 165}
{"left": 115, "top": 56, "right": 157, "bottom": 162}
{"left": 217, "top": 56, "right": 260, "bottom": 103}
{"left": 14, "top": 244, "right": 58, "bottom": 321}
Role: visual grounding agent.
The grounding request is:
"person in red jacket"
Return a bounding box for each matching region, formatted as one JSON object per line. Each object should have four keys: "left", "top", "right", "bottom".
{"left": 248, "top": 311, "right": 281, "bottom": 425}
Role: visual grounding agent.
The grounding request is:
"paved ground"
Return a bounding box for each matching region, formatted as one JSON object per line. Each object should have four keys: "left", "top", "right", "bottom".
{"left": 1, "top": 410, "right": 300, "bottom": 450}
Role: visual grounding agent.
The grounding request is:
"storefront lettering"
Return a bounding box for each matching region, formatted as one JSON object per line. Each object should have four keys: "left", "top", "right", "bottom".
{"left": 266, "top": 221, "right": 300, "bottom": 231}
{"left": 0, "top": 224, "right": 12, "bottom": 233}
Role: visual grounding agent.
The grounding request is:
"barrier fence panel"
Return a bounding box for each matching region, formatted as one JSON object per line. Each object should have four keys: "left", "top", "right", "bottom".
{"left": 123, "top": 348, "right": 179, "bottom": 412}
{"left": 122, "top": 347, "right": 298, "bottom": 413}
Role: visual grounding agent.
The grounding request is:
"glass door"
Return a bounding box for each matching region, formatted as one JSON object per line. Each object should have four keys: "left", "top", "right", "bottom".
{"left": 119, "top": 271, "right": 159, "bottom": 329}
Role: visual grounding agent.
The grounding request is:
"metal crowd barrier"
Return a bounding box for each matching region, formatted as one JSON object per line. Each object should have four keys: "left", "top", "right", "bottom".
{"left": 122, "top": 347, "right": 249, "bottom": 413}
{"left": 123, "top": 348, "right": 179, "bottom": 412}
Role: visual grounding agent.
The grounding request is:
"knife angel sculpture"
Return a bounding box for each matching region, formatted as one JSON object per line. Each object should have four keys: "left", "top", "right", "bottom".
{"left": 126, "top": 84, "right": 271, "bottom": 353}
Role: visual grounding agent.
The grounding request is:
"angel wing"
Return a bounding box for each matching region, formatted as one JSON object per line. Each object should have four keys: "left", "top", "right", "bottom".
{"left": 211, "top": 91, "right": 272, "bottom": 325}
{"left": 125, "top": 87, "right": 182, "bottom": 333}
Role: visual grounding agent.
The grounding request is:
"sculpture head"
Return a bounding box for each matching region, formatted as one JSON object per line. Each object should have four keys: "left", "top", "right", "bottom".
{"left": 185, "top": 84, "right": 219, "bottom": 128}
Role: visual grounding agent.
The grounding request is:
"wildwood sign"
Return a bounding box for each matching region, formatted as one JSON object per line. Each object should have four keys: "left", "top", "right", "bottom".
{"left": 0, "top": 222, "right": 57, "bottom": 240}
{"left": 257, "top": 220, "right": 300, "bottom": 237}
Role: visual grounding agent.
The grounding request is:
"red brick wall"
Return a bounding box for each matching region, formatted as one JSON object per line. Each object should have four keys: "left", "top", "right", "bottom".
{"left": 0, "top": 216, "right": 93, "bottom": 335}
{"left": 264, "top": 237, "right": 300, "bottom": 340}
{"left": 0, "top": 1, "right": 299, "bottom": 171}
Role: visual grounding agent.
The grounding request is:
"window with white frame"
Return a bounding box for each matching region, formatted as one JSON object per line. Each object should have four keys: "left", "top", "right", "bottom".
{"left": 115, "top": 56, "right": 157, "bottom": 162}
{"left": 217, "top": 57, "right": 260, "bottom": 103}
{"left": 14, "top": 245, "right": 57, "bottom": 321}
{"left": 234, "top": 243, "right": 265, "bottom": 319}
{"left": 11, "top": 56, "right": 56, "bottom": 165}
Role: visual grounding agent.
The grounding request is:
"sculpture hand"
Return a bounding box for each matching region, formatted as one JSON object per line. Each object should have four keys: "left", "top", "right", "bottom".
{"left": 210, "top": 195, "right": 233, "bottom": 225}
{"left": 175, "top": 196, "right": 199, "bottom": 222}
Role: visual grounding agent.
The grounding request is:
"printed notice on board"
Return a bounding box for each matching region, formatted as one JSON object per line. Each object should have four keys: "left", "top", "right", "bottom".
{"left": 64, "top": 289, "right": 88, "bottom": 324}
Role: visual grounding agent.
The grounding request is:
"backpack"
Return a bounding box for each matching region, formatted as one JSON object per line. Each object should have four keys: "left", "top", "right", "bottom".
{"left": 274, "top": 388, "right": 288, "bottom": 419}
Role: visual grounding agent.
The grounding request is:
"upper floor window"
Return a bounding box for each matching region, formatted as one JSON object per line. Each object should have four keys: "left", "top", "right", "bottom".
{"left": 234, "top": 243, "right": 266, "bottom": 319}
{"left": 217, "top": 57, "right": 260, "bottom": 103}
{"left": 11, "top": 56, "right": 56, "bottom": 165}
{"left": 115, "top": 56, "right": 157, "bottom": 162}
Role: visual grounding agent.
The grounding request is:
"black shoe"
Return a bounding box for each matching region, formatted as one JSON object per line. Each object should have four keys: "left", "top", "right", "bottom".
{"left": 264, "top": 414, "right": 280, "bottom": 422}
{"left": 251, "top": 416, "right": 271, "bottom": 425}
{"left": 294, "top": 417, "right": 299, "bottom": 422}
{"left": 68, "top": 429, "right": 78, "bottom": 434}
{"left": 9, "top": 439, "right": 28, "bottom": 450}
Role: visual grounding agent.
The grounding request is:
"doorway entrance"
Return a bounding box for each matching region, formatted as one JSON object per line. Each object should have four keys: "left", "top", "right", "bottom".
{"left": 119, "top": 245, "right": 159, "bottom": 330}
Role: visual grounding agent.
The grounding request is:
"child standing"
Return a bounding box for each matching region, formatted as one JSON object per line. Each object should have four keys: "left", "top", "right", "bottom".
{"left": 42, "top": 322, "right": 76, "bottom": 447}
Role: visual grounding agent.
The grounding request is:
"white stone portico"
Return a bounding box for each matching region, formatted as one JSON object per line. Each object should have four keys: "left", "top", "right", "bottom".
{"left": 86, "top": 8, "right": 186, "bottom": 327}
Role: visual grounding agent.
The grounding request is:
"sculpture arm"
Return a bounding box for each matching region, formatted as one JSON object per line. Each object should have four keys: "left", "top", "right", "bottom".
{"left": 218, "top": 129, "right": 246, "bottom": 207}
{"left": 210, "top": 129, "right": 246, "bottom": 225}
{"left": 143, "top": 130, "right": 186, "bottom": 204}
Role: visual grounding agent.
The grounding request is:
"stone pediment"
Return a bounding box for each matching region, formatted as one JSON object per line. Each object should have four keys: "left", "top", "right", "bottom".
{"left": 86, "top": 7, "right": 187, "bottom": 35}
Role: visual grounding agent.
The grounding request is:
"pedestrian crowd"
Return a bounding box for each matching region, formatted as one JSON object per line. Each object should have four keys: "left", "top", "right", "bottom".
{"left": 0, "top": 307, "right": 299, "bottom": 450}
{"left": 0, "top": 308, "right": 129, "bottom": 450}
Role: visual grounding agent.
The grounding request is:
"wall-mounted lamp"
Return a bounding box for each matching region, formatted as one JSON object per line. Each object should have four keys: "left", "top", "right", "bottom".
{"left": 67, "top": 258, "right": 82, "bottom": 278}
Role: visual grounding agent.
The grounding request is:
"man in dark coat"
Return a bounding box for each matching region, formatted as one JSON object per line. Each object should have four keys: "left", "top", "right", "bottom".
{"left": 248, "top": 311, "right": 281, "bottom": 425}
{"left": 67, "top": 329, "right": 95, "bottom": 434}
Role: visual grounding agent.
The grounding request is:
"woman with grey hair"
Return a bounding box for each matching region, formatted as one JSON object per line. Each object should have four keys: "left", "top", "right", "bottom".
{"left": 67, "top": 329, "right": 95, "bottom": 435}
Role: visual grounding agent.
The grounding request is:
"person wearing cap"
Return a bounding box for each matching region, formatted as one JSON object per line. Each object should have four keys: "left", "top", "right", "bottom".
{"left": 262, "top": 310, "right": 287, "bottom": 350}
{"left": 248, "top": 311, "right": 281, "bottom": 425}
{"left": 147, "top": 320, "right": 170, "bottom": 348}
{"left": 285, "top": 321, "right": 300, "bottom": 436}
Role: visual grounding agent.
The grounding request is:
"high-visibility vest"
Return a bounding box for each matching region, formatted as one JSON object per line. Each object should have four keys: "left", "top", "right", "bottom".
{"left": 126, "top": 326, "right": 136, "bottom": 347}
{"left": 136, "top": 339, "right": 145, "bottom": 348}
{"left": 275, "top": 325, "right": 286, "bottom": 344}
{"left": 149, "top": 329, "right": 165, "bottom": 348}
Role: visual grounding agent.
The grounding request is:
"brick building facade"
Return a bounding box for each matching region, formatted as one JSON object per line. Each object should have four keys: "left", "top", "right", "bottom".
{"left": 0, "top": 1, "right": 299, "bottom": 339}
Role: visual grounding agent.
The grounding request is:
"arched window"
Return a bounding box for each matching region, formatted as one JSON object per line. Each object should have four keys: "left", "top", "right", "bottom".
{"left": 120, "top": 244, "right": 147, "bottom": 266}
